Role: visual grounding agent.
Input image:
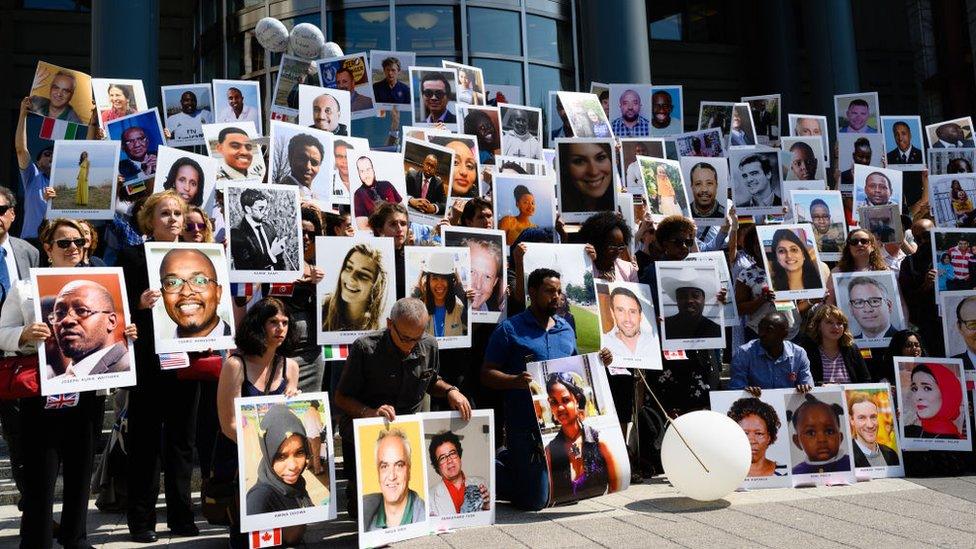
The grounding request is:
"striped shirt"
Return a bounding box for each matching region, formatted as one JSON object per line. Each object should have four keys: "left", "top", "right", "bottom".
{"left": 820, "top": 348, "right": 850, "bottom": 384}
{"left": 948, "top": 246, "right": 972, "bottom": 280}
{"left": 611, "top": 116, "right": 650, "bottom": 137}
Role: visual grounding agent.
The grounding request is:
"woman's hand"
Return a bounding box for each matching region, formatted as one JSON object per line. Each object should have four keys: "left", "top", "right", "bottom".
{"left": 43, "top": 187, "right": 57, "bottom": 200}
{"left": 584, "top": 244, "right": 597, "bottom": 263}
{"left": 124, "top": 324, "right": 138, "bottom": 341}
{"left": 139, "top": 289, "right": 161, "bottom": 310}
{"left": 18, "top": 323, "right": 50, "bottom": 347}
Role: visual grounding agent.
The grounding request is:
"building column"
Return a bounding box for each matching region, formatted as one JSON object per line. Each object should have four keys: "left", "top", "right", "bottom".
{"left": 91, "top": 0, "right": 160, "bottom": 106}
{"left": 804, "top": 0, "right": 860, "bottom": 133}
{"left": 576, "top": 0, "right": 652, "bottom": 85}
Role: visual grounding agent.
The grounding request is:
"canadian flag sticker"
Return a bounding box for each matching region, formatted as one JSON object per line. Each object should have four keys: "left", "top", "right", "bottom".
{"left": 250, "top": 528, "right": 282, "bottom": 548}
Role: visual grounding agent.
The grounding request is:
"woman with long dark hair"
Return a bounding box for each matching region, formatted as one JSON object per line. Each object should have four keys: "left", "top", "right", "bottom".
{"left": 558, "top": 141, "right": 615, "bottom": 214}
{"left": 767, "top": 228, "right": 821, "bottom": 292}
{"left": 414, "top": 253, "right": 467, "bottom": 337}
{"left": 162, "top": 157, "right": 205, "bottom": 207}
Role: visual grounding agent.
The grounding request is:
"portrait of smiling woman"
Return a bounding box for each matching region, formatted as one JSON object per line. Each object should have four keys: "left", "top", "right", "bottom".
{"left": 162, "top": 156, "right": 205, "bottom": 207}
{"left": 558, "top": 140, "right": 616, "bottom": 219}
{"left": 321, "top": 243, "right": 388, "bottom": 332}
{"left": 757, "top": 225, "right": 826, "bottom": 299}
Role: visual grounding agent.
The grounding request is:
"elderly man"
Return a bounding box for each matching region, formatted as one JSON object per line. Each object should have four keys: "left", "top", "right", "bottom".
{"left": 119, "top": 126, "right": 157, "bottom": 182}
{"left": 158, "top": 248, "right": 230, "bottom": 339}
{"left": 336, "top": 298, "right": 471, "bottom": 519}
{"left": 611, "top": 89, "right": 650, "bottom": 137}
{"left": 230, "top": 189, "right": 286, "bottom": 272}
{"left": 427, "top": 431, "right": 490, "bottom": 516}
{"left": 51, "top": 280, "right": 129, "bottom": 378}
{"left": 31, "top": 70, "right": 81, "bottom": 122}
{"left": 420, "top": 72, "right": 456, "bottom": 124}
{"left": 932, "top": 122, "right": 975, "bottom": 148}
{"left": 217, "top": 86, "right": 258, "bottom": 124}
{"left": 278, "top": 133, "right": 324, "bottom": 198}
{"left": 847, "top": 392, "right": 900, "bottom": 467}
{"left": 373, "top": 57, "right": 410, "bottom": 105}
{"left": 311, "top": 92, "right": 349, "bottom": 136}
{"left": 730, "top": 311, "right": 813, "bottom": 396}
{"left": 336, "top": 67, "right": 373, "bottom": 112}
{"left": 847, "top": 277, "right": 897, "bottom": 340}
{"left": 650, "top": 89, "right": 681, "bottom": 135}
{"left": 215, "top": 126, "right": 263, "bottom": 181}
{"left": 886, "top": 121, "right": 922, "bottom": 164}
{"left": 362, "top": 428, "right": 427, "bottom": 531}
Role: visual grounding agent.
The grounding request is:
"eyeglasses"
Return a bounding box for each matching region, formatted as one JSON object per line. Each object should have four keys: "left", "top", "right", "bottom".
{"left": 184, "top": 222, "right": 206, "bottom": 232}
{"left": 422, "top": 90, "right": 447, "bottom": 99}
{"left": 49, "top": 306, "right": 113, "bottom": 324}
{"left": 667, "top": 238, "right": 695, "bottom": 248}
{"left": 0, "top": 205, "right": 11, "bottom": 216}
{"left": 849, "top": 297, "right": 885, "bottom": 309}
{"left": 848, "top": 237, "right": 871, "bottom": 246}
{"left": 391, "top": 321, "right": 423, "bottom": 345}
{"left": 958, "top": 318, "right": 976, "bottom": 331}
{"left": 160, "top": 275, "right": 216, "bottom": 294}
{"left": 123, "top": 135, "right": 147, "bottom": 146}
{"left": 54, "top": 238, "right": 86, "bottom": 249}
{"left": 435, "top": 450, "right": 460, "bottom": 466}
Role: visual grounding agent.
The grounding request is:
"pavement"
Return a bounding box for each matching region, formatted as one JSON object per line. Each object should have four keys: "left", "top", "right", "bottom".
{"left": 0, "top": 474, "right": 973, "bottom": 548}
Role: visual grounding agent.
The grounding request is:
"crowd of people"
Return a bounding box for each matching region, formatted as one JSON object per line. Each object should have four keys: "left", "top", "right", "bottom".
{"left": 4, "top": 55, "right": 976, "bottom": 549}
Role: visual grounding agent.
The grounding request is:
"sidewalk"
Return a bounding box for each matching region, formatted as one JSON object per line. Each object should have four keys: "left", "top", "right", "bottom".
{"left": 0, "top": 475, "right": 973, "bottom": 548}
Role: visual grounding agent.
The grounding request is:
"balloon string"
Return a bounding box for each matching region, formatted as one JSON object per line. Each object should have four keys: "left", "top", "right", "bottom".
{"left": 634, "top": 370, "right": 710, "bottom": 474}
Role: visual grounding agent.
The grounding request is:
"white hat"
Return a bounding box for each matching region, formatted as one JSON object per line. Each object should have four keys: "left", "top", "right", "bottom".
{"left": 660, "top": 266, "right": 718, "bottom": 302}
{"left": 424, "top": 253, "right": 455, "bottom": 276}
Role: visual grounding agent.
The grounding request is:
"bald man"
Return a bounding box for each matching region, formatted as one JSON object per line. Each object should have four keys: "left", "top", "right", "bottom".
{"left": 611, "top": 89, "right": 650, "bottom": 137}
{"left": 159, "top": 248, "right": 230, "bottom": 339}
{"left": 311, "top": 93, "right": 349, "bottom": 136}
{"left": 51, "top": 280, "right": 129, "bottom": 377}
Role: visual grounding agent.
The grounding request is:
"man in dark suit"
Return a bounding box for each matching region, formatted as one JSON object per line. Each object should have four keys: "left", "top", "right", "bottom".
{"left": 848, "top": 393, "right": 900, "bottom": 467}
{"left": 950, "top": 294, "right": 976, "bottom": 371}
{"left": 420, "top": 71, "right": 456, "bottom": 124}
{"left": 51, "top": 280, "right": 131, "bottom": 377}
{"left": 886, "top": 121, "right": 923, "bottom": 165}
{"left": 931, "top": 122, "right": 976, "bottom": 148}
{"left": 405, "top": 154, "right": 446, "bottom": 215}
{"left": 230, "top": 188, "right": 286, "bottom": 271}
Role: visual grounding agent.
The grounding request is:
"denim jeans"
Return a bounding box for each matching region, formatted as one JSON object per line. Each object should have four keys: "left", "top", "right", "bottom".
{"left": 496, "top": 428, "right": 550, "bottom": 511}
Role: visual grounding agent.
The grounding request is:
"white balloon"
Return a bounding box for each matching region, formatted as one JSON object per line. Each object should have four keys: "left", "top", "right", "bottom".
{"left": 255, "top": 17, "right": 289, "bottom": 53}
{"left": 322, "top": 41, "right": 344, "bottom": 58}
{"left": 660, "top": 410, "right": 751, "bottom": 501}
{"left": 290, "top": 23, "right": 325, "bottom": 60}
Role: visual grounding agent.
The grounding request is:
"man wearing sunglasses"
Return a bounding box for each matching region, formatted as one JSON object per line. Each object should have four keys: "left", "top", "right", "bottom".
{"left": 335, "top": 297, "right": 471, "bottom": 519}
{"left": 158, "top": 248, "right": 230, "bottom": 340}
{"left": 50, "top": 279, "right": 129, "bottom": 378}
{"left": 420, "top": 71, "right": 456, "bottom": 124}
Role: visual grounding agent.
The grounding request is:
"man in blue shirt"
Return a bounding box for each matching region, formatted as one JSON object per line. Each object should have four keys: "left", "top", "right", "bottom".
{"left": 482, "top": 267, "right": 610, "bottom": 510}
{"left": 14, "top": 97, "right": 58, "bottom": 240}
{"left": 372, "top": 56, "right": 410, "bottom": 105}
{"left": 730, "top": 311, "right": 813, "bottom": 396}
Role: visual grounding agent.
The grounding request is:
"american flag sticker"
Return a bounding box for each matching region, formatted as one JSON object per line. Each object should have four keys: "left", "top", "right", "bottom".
{"left": 159, "top": 352, "right": 190, "bottom": 370}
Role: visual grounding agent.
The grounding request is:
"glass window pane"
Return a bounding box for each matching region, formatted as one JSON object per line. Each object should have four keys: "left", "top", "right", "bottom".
{"left": 468, "top": 7, "right": 521, "bottom": 56}
{"left": 329, "top": 7, "right": 392, "bottom": 54}
{"left": 650, "top": 14, "right": 682, "bottom": 41}
{"left": 526, "top": 15, "right": 571, "bottom": 65}
{"left": 396, "top": 6, "right": 458, "bottom": 53}
{"left": 22, "top": 0, "right": 89, "bottom": 10}
{"left": 527, "top": 63, "right": 573, "bottom": 110}
{"left": 471, "top": 57, "right": 524, "bottom": 104}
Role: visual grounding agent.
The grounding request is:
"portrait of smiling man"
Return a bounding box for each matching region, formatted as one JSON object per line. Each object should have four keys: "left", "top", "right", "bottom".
{"left": 215, "top": 126, "right": 264, "bottom": 181}
{"left": 362, "top": 428, "right": 426, "bottom": 531}
{"left": 847, "top": 391, "right": 900, "bottom": 468}
{"left": 158, "top": 247, "right": 230, "bottom": 340}
{"left": 734, "top": 153, "right": 781, "bottom": 209}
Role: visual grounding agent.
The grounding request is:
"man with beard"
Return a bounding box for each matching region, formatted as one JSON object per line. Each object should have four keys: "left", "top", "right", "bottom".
{"left": 847, "top": 277, "right": 898, "bottom": 340}
{"left": 787, "top": 141, "right": 818, "bottom": 180}
{"left": 886, "top": 121, "right": 922, "bottom": 164}
{"left": 863, "top": 171, "right": 894, "bottom": 206}
{"left": 661, "top": 271, "right": 722, "bottom": 340}
{"left": 158, "top": 248, "right": 230, "bottom": 339}
{"left": 215, "top": 126, "right": 263, "bottom": 181}
{"left": 847, "top": 392, "right": 900, "bottom": 467}
{"left": 118, "top": 126, "right": 158, "bottom": 182}
{"left": 332, "top": 139, "right": 354, "bottom": 201}
{"left": 311, "top": 92, "right": 348, "bottom": 136}
{"left": 689, "top": 161, "right": 725, "bottom": 219}
{"left": 502, "top": 108, "right": 542, "bottom": 159}
{"left": 427, "top": 431, "right": 490, "bottom": 516}
{"left": 166, "top": 90, "right": 212, "bottom": 143}
{"left": 807, "top": 199, "right": 845, "bottom": 253}
{"left": 30, "top": 70, "right": 81, "bottom": 122}
{"left": 734, "top": 153, "right": 780, "bottom": 208}
{"left": 51, "top": 280, "right": 130, "bottom": 377}
{"left": 650, "top": 89, "right": 681, "bottom": 135}
{"left": 405, "top": 153, "right": 446, "bottom": 215}
{"left": 840, "top": 137, "right": 873, "bottom": 188}
{"left": 420, "top": 72, "right": 456, "bottom": 124}
{"left": 278, "top": 133, "right": 324, "bottom": 198}
{"left": 336, "top": 67, "right": 374, "bottom": 113}
{"left": 611, "top": 89, "right": 650, "bottom": 137}
{"left": 932, "top": 122, "right": 975, "bottom": 148}
{"left": 603, "top": 287, "right": 657, "bottom": 360}
{"left": 230, "top": 188, "right": 286, "bottom": 271}
{"left": 362, "top": 429, "right": 426, "bottom": 531}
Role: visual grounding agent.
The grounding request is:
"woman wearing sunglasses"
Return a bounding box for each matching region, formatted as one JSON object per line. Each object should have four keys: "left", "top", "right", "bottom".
{"left": 182, "top": 205, "right": 214, "bottom": 243}
{"left": 825, "top": 229, "right": 890, "bottom": 305}
{"left": 0, "top": 217, "right": 138, "bottom": 548}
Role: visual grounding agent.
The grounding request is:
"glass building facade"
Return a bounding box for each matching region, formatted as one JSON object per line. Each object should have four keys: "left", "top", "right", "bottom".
{"left": 199, "top": 0, "right": 577, "bottom": 145}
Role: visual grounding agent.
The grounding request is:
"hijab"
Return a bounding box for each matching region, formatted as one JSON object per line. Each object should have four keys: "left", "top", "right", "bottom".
{"left": 918, "top": 363, "right": 963, "bottom": 437}
{"left": 255, "top": 403, "right": 314, "bottom": 507}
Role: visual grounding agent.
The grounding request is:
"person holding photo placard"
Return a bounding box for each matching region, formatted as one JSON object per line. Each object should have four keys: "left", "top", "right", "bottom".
{"left": 794, "top": 305, "right": 870, "bottom": 384}
{"left": 730, "top": 311, "right": 813, "bottom": 396}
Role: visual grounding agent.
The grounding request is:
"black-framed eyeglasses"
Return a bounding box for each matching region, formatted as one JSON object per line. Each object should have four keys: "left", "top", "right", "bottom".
{"left": 49, "top": 306, "right": 113, "bottom": 324}
{"left": 160, "top": 275, "right": 216, "bottom": 294}
{"left": 422, "top": 90, "right": 446, "bottom": 99}
{"left": 54, "top": 238, "right": 86, "bottom": 249}
{"left": 184, "top": 222, "right": 206, "bottom": 232}
{"left": 391, "top": 321, "right": 423, "bottom": 345}
{"left": 849, "top": 297, "right": 885, "bottom": 309}
{"left": 435, "top": 449, "right": 460, "bottom": 465}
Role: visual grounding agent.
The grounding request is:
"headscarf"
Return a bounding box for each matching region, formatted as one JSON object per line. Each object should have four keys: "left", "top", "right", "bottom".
{"left": 255, "top": 404, "right": 314, "bottom": 506}
{"left": 915, "top": 363, "right": 963, "bottom": 437}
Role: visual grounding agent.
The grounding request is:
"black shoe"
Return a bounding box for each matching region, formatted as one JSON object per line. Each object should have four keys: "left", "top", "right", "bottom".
{"left": 130, "top": 530, "right": 158, "bottom": 544}
{"left": 170, "top": 523, "right": 200, "bottom": 537}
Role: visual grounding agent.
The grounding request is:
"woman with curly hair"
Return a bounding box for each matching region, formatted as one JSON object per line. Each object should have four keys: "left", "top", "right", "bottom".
{"left": 793, "top": 304, "right": 870, "bottom": 384}
{"left": 413, "top": 252, "right": 467, "bottom": 337}
{"left": 767, "top": 228, "right": 822, "bottom": 292}
{"left": 321, "top": 244, "right": 388, "bottom": 332}
{"left": 727, "top": 397, "right": 786, "bottom": 477}
{"left": 834, "top": 228, "right": 888, "bottom": 273}
{"left": 579, "top": 211, "right": 637, "bottom": 282}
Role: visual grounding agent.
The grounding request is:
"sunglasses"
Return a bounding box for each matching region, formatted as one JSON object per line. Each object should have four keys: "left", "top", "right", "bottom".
{"left": 184, "top": 222, "right": 206, "bottom": 232}
{"left": 422, "top": 90, "right": 447, "bottom": 99}
{"left": 667, "top": 238, "right": 695, "bottom": 248}
{"left": 848, "top": 237, "right": 871, "bottom": 246}
{"left": 302, "top": 230, "right": 318, "bottom": 239}
{"left": 54, "top": 238, "right": 86, "bottom": 249}
{"left": 0, "top": 205, "right": 11, "bottom": 216}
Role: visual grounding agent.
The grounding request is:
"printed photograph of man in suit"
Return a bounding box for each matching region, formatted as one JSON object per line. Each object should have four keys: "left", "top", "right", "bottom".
{"left": 50, "top": 279, "right": 130, "bottom": 378}
{"left": 231, "top": 188, "right": 286, "bottom": 271}
{"left": 886, "top": 121, "right": 923, "bottom": 165}
{"left": 406, "top": 154, "right": 446, "bottom": 216}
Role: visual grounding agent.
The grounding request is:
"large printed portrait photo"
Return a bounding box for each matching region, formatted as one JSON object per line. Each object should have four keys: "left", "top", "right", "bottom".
{"left": 755, "top": 223, "right": 826, "bottom": 300}
{"left": 789, "top": 190, "right": 846, "bottom": 261}
{"left": 499, "top": 104, "right": 543, "bottom": 160}
{"left": 202, "top": 121, "right": 266, "bottom": 183}
{"left": 442, "top": 227, "right": 507, "bottom": 323}
{"left": 654, "top": 261, "right": 725, "bottom": 351}
{"left": 350, "top": 150, "right": 407, "bottom": 229}
{"left": 894, "top": 357, "right": 973, "bottom": 451}
{"left": 49, "top": 139, "right": 119, "bottom": 220}
{"left": 315, "top": 235, "right": 396, "bottom": 345}
{"left": 225, "top": 182, "right": 303, "bottom": 283}
{"left": 556, "top": 91, "right": 613, "bottom": 139}
{"left": 649, "top": 85, "right": 683, "bottom": 136}
{"left": 842, "top": 385, "right": 903, "bottom": 478}
{"left": 788, "top": 113, "right": 830, "bottom": 167}
{"left": 297, "top": 84, "right": 351, "bottom": 137}
{"left": 831, "top": 271, "right": 905, "bottom": 348}
{"left": 405, "top": 246, "right": 472, "bottom": 349}
{"left": 410, "top": 67, "right": 458, "bottom": 127}
{"left": 155, "top": 146, "right": 218, "bottom": 216}
{"left": 709, "top": 389, "right": 791, "bottom": 489}
{"left": 442, "top": 61, "right": 486, "bottom": 106}
{"left": 236, "top": 393, "right": 336, "bottom": 532}
{"left": 458, "top": 105, "right": 501, "bottom": 165}
{"left": 785, "top": 389, "right": 856, "bottom": 486}
{"left": 162, "top": 84, "right": 213, "bottom": 147}
{"left": 28, "top": 61, "right": 93, "bottom": 125}
{"left": 426, "top": 133, "right": 482, "bottom": 200}
{"left": 270, "top": 55, "right": 321, "bottom": 123}
{"left": 32, "top": 267, "right": 136, "bottom": 396}
{"left": 213, "top": 79, "right": 263, "bottom": 135}
{"left": 92, "top": 78, "right": 147, "bottom": 127}
{"left": 423, "top": 410, "right": 494, "bottom": 530}
{"left": 834, "top": 92, "right": 880, "bottom": 134}
{"left": 556, "top": 138, "right": 618, "bottom": 223}
{"left": 679, "top": 156, "right": 728, "bottom": 225}
{"left": 636, "top": 156, "right": 690, "bottom": 219}
{"left": 730, "top": 149, "right": 784, "bottom": 217}
{"left": 880, "top": 115, "right": 925, "bottom": 167}
{"left": 402, "top": 137, "right": 455, "bottom": 226}
{"left": 928, "top": 174, "right": 976, "bottom": 228}
{"left": 930, "top": 229, "right": 976, "bottom": 297}
{"left": 925, "top": 116, "right": 975, "bottom": 149}
{"left": 595, "top": 281, "right": 661, "bottom": 370}
{"left": 370, "top": 50, "right": 414, "bottom": 107}
{"left": 268, "top": 120, "right": 335, "bottom": 201}
{"left": 493, "top": 173, "right": 557, "bottom": 245}
{"left": 105, "top": 110, "right": 165, "bottom": 185}
{"left": 742, "top": 93, "right": 780, "bottom": 146}
{"left": 780, "top": 136, "right": 826, "bottom": 181}
{"left": 145, "top": 242, "right": 235, "bottom": 354}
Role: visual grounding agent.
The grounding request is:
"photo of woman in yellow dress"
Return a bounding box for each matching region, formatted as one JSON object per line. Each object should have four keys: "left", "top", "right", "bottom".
{"left": 76, "top": 151, "right": 89, "bottom": 206}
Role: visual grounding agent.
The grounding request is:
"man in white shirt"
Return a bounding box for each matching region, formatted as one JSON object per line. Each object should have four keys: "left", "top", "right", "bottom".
{"left": 215, "top": 127, "right": 264, "bottom": 181}
{"left": 51, "top": 280, "right": 130, "bottom": 378}
{"left": 166, "top": 90, "right": 212, "bottom": 143}
{"left": 217, "top": 87, "right": 258, "bottom": 125}
{"left": 502, "top": 109, "right": 542, "bottom": 159}
{"left": 602, "top": 287, "right": 659, "bottom": 367}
